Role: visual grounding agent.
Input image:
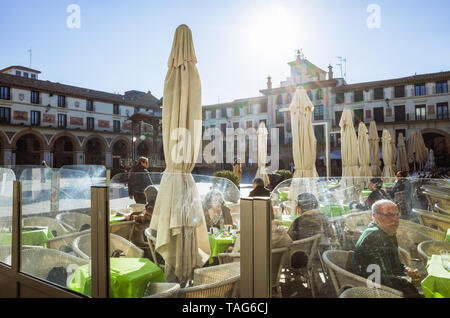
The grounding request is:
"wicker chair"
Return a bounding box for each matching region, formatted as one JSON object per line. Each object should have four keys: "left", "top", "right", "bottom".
{"left": 217, "top": 252, "right": 240, "bottom": 264}
{"left": 72, "top": 233, "right": 144, "bottom": 260}
{"left": 22, "top": 216, "right": 69, "bottom": 237}
{"left": 434, "top": 203, "right": 450, "bottom": 217}
{"left": 143, "top": 282, "right": 181, "bottom": 298}
{"left": 397, "top": 226, "right": 433, "bottom": 260}
{"left": 398, "top": 219, "right": 445, "bottom": 241}
{"left": 339, "top": 286, "right": 402, "bottom": 298}
{"left": 144, "top": 228, "right": 160, "bottom": 268}
{"left": 417, "top": 240, "right": 450, "bottom": 264}
{"left": 0, "top": 245, "right": 11, "bottom": 264}
{"left": 179, "top": 262, "right": 240, "bottom": 298}
{"left": 283, "top": 234, "right": 322, "bottom": 298}
{"left": 110, "top": 220, "right": 135, "bottom": 241}
{"left": 21, "top": 247, "right": 88, "bottom": 288}
{"left": 322, "top": 250, "right": 404, "bottom": 297}
{"left": 272, "top": 247, "right": 289, "bottom": 297}
{"left": 46, "top": 229, "right": 90, "bottom": 255}
{"left": 412, "top": 208, "right": 450, "bottom": 232}
{"left": 422, "top": 190, "right": 450, "bottom": 211}
{"left": 56, "top": 212, "right": 91, "bottom": 233}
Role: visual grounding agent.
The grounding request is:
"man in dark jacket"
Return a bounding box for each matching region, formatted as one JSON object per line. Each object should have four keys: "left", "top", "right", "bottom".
{"left": 351, "top": 200, "right": 422, "bottom": 297}
{"left": 356, "top": 177, "right": 389, "bottom": 210}
{"left": 128, "top": 157, "right": 152, "bottom": 204}
{"left": 249, "top": 178, "right": 271, "bottom": 197}
{"left": 287, "top": 193, "right": 332, "bottom": 268}
{"left": 388, "top": 171, "right": 414, "bottom": 220}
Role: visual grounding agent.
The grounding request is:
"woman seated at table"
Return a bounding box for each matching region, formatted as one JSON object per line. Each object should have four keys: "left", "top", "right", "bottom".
{"left": 202, "top": 189, "right": 233, "bottom": 231}
{"left": 126, "top": 185, "right": 158, "bottom": 249}
{"left": 355, "top": 178, "right": 389, "bottom": 211}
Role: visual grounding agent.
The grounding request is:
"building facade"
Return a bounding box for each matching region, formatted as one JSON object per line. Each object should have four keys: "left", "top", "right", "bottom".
{"left": 0, "top": 66, "right": 162, "bottom": 170}
{"left": 202, "top": 53, "right": 450, "bottom": 175}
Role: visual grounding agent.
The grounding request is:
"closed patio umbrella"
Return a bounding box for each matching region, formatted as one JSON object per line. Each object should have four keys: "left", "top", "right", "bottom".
{"left": 255, "top": 121, "right": 270, "bottom": 187}
{"left": 339, "top": 109, "right": 359, "bottom": 187}
{"left": 396, "top": 133, "right": 409, "bottom": 172}
{"left": 149, "top": 25, "right": 210, "bottom": 285}
{"left": 288, "top": 87, "right": 318, "bottom": 208}
{"left": 357, "top": 122, "right": 372, "bottom": 187}
{"left": 388, "top": 128, "right": 397, "bottom": 174}
{"left": 368, "top": 121, "right": 382, "bottom": 177}
{"left": 382, "top": 129, "right": 395, "bottom": 180}
{"left": 407, "top": 131, "right": 428, "bottom": 172}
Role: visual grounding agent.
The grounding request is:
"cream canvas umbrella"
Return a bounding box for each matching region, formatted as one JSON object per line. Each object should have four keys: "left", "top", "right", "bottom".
{"left": 388, "top": 128, "right": 397, "bottom": 174}
{"left": 339, "top": 109, "right": 359, "bottom": 187}
{"left": 288, "top": 87, "right": 318, "bottom": 209}
{"left": 408, "top": 131, "right": 428, "bottom": 171}
{"left": 396, "top": 133, "right": 409, "bottom": 172}
{"left": 357, "top": 122, "right": 372, "bottom": 187}
{"left": 149, "top": 25, "right": 210, "bottom": 285}
{"left": 255, "top": 121, "right": 270, "bottom": 187}
{"left": 368, "top": 121, "right": 382, "bottom": 177}
{"left": 382, "top": 129, "right": 395, "bottom": 180}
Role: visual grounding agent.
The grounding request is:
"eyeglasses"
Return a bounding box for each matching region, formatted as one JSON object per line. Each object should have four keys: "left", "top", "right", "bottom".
{"left": 375, "top": 212, "right": 399, "bottom": 219}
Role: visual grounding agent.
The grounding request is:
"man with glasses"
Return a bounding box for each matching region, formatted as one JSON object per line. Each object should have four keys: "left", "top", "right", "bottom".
{"left": 351, "top": 200, "right": 422, "bottom": 297}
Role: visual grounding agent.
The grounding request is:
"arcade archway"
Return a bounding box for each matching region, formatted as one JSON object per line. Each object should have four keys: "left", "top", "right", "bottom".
{"left": 85, "top": 138, "right": 105, "bottom": 165}
{"left": 14, "top": 133, "right": 43, "bottom": 165}
{"left": 421, "top": 129, "right": 450, "bottom": 168}
{"left": 52, "top": 136, "right": 75, "bottom": 168}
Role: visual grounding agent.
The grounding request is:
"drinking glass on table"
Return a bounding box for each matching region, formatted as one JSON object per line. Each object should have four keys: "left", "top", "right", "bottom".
{"left": 441, "top": 250, "right": 449, "bottom": 271}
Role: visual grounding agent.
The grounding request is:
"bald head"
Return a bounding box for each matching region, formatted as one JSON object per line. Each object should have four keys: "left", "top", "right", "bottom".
{"left": 372, "top": 200, "right": 399, "bottom": 235}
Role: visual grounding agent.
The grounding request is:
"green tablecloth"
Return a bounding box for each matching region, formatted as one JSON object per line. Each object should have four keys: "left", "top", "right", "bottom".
{"left": 276, "top": 215, "right": 299, "bottom": 227}
{"left": 69, "top": 258, "right": 166, "bottom": 298}
{"left": 361, "top": 189, "right": 372, "bottom": 198}
{"left": 208, "top": 232, "right": 237, "bottom": 264}
{"left": 109, "top": 214, "right": 126, "bottom": 224}
{"left": 421, "top": 254, "right": 450, "bottom": 298}
{"left": 320, "top": 205, "right": 350, "bottom": 217}
{"left": 0, "top": 226, "right": 54, "bottom": 248}
{"left": 446, "top": 229, "right": 450, "bottom": 242}
{"left": 279, "top": 192, "right": 288, "bottom": 202}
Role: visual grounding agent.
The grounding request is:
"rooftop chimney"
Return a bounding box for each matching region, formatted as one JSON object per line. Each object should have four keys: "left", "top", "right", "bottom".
{"left": 328, "top": 65, "right": 334, "bottom": 80}
{"left": 267, "top": 76, "right": 272, "bottom": 89}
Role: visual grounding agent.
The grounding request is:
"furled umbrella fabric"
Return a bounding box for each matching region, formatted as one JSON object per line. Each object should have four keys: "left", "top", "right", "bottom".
{"left": 388, "top": 128, "right": 397, "bottom": 174}
{"left": 407, "top": 131, "right": 428, "bottom": 171}
{"left": 368, "top": 121, "right": 382, "bottom": 177}
{"left": 255, "top": 121, "right": 270, "bottom": 187}
{"left": 382, "top": 129, "right": 395, "bottom": 180}
{"left": 149, "top": 25, "right": 210, "bottom": 285}
{"left": 288, "top": 87, "right": 318, "bottom": 207}
{"left": 357, "top": 122, "right": 372, "bottom": 187}
{"left": 396, "top": 133, "right": 409, "bottom": 172}
{"left": 290, "top": 87, "right": 318, "bottom": 178}
{"left": 339, "top": 109, "right": 359, "bottom": 187}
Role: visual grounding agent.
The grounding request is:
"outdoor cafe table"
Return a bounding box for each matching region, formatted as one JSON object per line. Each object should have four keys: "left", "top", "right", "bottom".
{"left": 208, "top": 231, "right": 237, "bottom": 265}
{"left": 69, "top": 257, "right": 166, "bottom": 298}
{"left": 0, "top": 226, "right": 53, "bottom": 248}
{"left": 421, "top": 254, "right": 450, "bottom": 298}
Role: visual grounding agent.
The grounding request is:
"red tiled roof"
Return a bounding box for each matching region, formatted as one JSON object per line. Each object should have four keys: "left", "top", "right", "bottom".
{"left": 0, "top": 65, "right": 42, "bottom": 74}
{"left": 0, "top": 72, "right": 158, "bottom": 108}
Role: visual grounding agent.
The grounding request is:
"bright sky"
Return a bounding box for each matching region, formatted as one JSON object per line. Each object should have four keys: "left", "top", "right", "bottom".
{"left": 1, "top": 0, "right": 449, "bottom": 105}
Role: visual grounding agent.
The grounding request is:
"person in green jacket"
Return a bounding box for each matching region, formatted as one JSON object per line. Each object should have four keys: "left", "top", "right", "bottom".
{"left": 351, "top": 199, "right": 422, "bottom": 297}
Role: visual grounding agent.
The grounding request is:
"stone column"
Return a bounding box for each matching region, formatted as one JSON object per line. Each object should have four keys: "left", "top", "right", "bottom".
{"left": 1, "top": 148, "right": 13, "bottom": 166}
{"left": 75, "top": 151, "right": 85, "bottom": 165}
{"left": 105, "top": 151, "right": 113, "bottom": 168}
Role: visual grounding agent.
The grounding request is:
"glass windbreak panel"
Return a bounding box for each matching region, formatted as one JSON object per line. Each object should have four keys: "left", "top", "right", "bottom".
{"left": 108, "top": 171, "right": 241, "bottom": 298}
{"left": 61, "top": 165, "right": 106, "bottom": 186}
{"left": 269, "top": 176, "right": 450, "bottom": 299}
{"left": 0, "top": 168, "right": 16, "bottom": 266}
{"left": 19, "top": 167, "right": 91, "bottom": 296}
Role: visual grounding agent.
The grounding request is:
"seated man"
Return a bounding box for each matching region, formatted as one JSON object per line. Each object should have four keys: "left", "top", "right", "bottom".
{"left": 351, "top": 200, "right": 422, "bottom": 298}
{"left": 287, "top": 193, "right": 332, "bottom": 268}
{"left": 249, "top": 178, "right": 271, "bottom": 197}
